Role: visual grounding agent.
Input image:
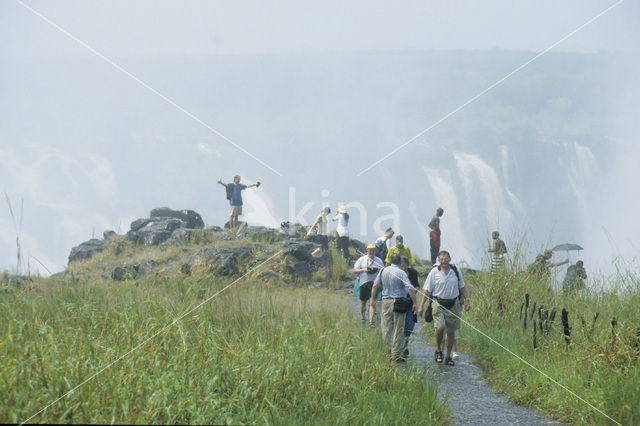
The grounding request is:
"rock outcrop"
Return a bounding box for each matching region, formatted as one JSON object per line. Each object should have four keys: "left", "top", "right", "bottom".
{"left": 68, "top": 238, "right": 107, "bottom": 264}
{"left": 127, "top": 207, "right": 205, "bottom": 246}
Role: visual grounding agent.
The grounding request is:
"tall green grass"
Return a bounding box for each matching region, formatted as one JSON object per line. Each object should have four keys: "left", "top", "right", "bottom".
{"left": 460, "top": 265, "right": 640, "bottom": 425}
{"left": 1, "top": 275, "right": 447, "bottom": 424}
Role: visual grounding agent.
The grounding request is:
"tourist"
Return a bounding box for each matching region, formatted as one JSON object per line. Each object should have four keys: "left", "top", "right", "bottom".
{"left": 371, "top": 253, "right": 417, "bottom": 363}
{"left": 353, "top": 244, "right": 384, "bottom": 325}
{"left": 374, "top": 228, "right": 394, "bottom": 263}
{"left": 399, "top": 256, "right": 419, "bottom": 358}
{"left": 428, "top": 208, "right": 444, "bottom": 265}
{"left": 488, "top": 231, "right": 507, "bottom": 272}
{"left": 217, "top": 175, "right": 260, "bottom": 233}
{"left": 418, "top": 250, "right": 470, "bottom": 366}
{"left": 562, "top": 260, "right": 587, "bottom": 293}
{"left": 332, "top": 205, "right": 350, "bottom": 260}
{"left": 386, "top": 235, "right": 415, "bottom": 266}
{"left": 306, "top": 207, "right": 331, "bottom": 254}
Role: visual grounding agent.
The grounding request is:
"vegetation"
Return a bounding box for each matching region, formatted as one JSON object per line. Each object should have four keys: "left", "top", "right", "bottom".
{"left": 459, "top": 263, "right": 640, "bottom": 425}
{"left": 1, "top": 244, "right": 447, "bottom": 424}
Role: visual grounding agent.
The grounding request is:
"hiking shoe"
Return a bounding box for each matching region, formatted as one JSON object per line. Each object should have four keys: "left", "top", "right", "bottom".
{"left": 452, "top": 351, "right": 459, "bottom": 360}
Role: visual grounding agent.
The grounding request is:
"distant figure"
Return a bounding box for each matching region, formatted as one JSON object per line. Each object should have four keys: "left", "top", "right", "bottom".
{"left": 428, "top": 208, "right": 444, "bottom": 265}
{"left": 371, "top": 252, "right": 417, "bottom": 363}
{"left": 332, "top": 205, "right": 350, "bottom": 260}
{"left": 374, "top": 228, "right": 394, "bottom": 263}
{"left": 400, "top": 256, "right": 419, "bottom": 358}
{"left": 217, "top": 175, "right": 260, "bottom": 233}
{"left": 353, "top": 244, "right": 384, "bottom": 325}
{"left": 418, "top": 250, "right": 470, "bottom": 367}
{"left": 306, "top": 207, "right": 331, "bottom": 254}
{"left": 386, "top": 235, "right": 415, "bottom": 266}
{"left": 527, "top": 250, "right": 569, "bottom": 280}
{"left": 563, "top": 260, "right": 587, "bottom": 293}
{"left": 488, "top": 231, "right": 507, "bottom": 272}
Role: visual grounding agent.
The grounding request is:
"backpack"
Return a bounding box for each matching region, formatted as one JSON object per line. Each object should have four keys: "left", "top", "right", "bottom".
{"left": 225, "top": 183, "right": 234, "bottom": 201}
{"left": 374, "top": 238, "right": 389, "bottom": 260}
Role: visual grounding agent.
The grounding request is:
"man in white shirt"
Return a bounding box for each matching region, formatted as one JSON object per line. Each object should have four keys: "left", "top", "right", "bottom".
{"left": 418, "top": 250, "right": 470, "bottom": 366}
{"left": 353, "top": 244, "right": 384, "bottom": 325}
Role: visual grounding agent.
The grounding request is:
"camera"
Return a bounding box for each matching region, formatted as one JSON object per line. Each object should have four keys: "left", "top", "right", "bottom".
{"left": 367, "top": 266, "right": 380, "bottom": 274}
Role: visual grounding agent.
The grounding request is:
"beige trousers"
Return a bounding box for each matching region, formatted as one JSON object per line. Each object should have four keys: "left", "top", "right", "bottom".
{"left": 380, "top": 299, "right": 406, "bottom": 360}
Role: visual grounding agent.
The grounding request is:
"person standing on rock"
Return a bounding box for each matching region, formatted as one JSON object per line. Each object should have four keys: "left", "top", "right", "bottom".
{"left": 488, "top": 231, "right": 507, "bottom": 273}
{"left": 217, "top": 175, "right": 260, "bottom": 233}
{"left": 353, "top": 244, "right": 384, "bottom": 325}
{"left": 332, "top": 205, "right": 350, "bottom": 260}
{"left": 371, "top": 252, "right": 418, "bottom": 363}
{"left": 306, "top": 207, "right": 331, "bottom": 255}
{"left": 418, "top": 250, "right": 470, "bottom": 366}
{"left": 428, "top": 208, "right": 444, "bottom": 266}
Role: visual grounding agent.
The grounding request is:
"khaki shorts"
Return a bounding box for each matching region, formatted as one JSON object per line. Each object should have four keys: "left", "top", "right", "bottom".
{"left": 433, "top": 298, "right": 461, "bottom": 332}
{"left": 230, "top": 205, "right": 243, "bottom": 217}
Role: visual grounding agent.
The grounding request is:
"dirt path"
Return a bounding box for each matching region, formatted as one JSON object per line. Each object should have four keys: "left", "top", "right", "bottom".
{"left": 347, "top": 293, "right": 557, "bottom": 425}
{"left": 407, "top": 321, "right": 557, "bottom": 425}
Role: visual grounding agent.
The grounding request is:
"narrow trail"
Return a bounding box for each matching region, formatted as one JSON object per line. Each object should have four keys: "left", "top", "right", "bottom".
{"left": 348, "top": 295, "right": 558, "bottom": 425}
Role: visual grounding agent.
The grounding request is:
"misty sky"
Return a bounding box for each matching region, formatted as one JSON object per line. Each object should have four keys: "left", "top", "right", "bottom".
{"left": 2, "top": 1, "right": 639, "bottom": 279}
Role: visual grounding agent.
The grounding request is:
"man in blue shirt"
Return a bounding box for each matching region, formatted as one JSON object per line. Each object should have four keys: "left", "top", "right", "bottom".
{"left": 217, "top": 175, "right": 260, "bottom": 233}
{"left": 371, "top": 252, "right": 417, "bottom": 363}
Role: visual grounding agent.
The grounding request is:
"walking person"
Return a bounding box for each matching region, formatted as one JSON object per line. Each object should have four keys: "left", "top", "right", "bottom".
{"left": 399, "top": 256, "right": 419, "bottom": 358}
{"left": 306, "top": 207, "right": 331, "bottom": 255}
{"left": 385, "top": 235, "right": 415, "bottom": 266}
{"left": 488, "top": 231, "right": 507, "bottom": 272}
{"left": 217, "top": 175, "right": 260, "bottom": 233}
{"left": 353, "top": 244, "right": 384, "bottom": 325}
{"left": 418, "top": 250, "right": 470, "bottom": 366}
{"left": 332, "top": 205, "right": 350, "bottom": 260}
{"left": 371, "top": 253, "right": 418, "bottom": 363}
{"left": 374, "top": 228, "right": 394, "bottom": 263}
{"left": 428, "top": 208, "right": 444, "bottom": 265}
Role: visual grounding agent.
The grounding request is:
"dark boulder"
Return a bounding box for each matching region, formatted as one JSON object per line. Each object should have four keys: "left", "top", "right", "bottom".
{"left": 280, "top": 221, "right": 308, "bottom": 238}
{"left": 187, "top": 245, "right": 254, "bottom": 276}
{"left": 130, "top": 218, "right": 154, "bottom": 232}
{"left": 242, "top": 226, "right": 281, "bottom": 242}
{"left": 285, "top": 261, "right": 312, "bottom": 280}
{"left": 111, "top": 263, "right": 137, "bottom": 281}
{"left": 103, "top": 230, "right": 118, "bottom": 240}
{"left": 150, "top": 207, "right": 204, "bottom": 229}
{"left": 279, "top": 240, "right": 319, "bottom": 263}
{"left": 165, "top": 228, "right": 195, "bottom": 245}
{"left": 110, "top": 259, "right": 159, "bottom": 281}
{"left": 312, "top": 250, "right": 333, "bottom": 269}
{"left": 348, "top": 239, "right": 367, "bottom": 256}
{"left": 127, "top": 218, "right": 186, "bottom": 246}
{"left": 68, "top": 238, "right": 107, "bottom": 264}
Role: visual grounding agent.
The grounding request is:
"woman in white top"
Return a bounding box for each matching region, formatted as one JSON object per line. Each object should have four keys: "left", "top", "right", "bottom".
{"left": 332, "top": 205, "right": 350, "bottom": 260}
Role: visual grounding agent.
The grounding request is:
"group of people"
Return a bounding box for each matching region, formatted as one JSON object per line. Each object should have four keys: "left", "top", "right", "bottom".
{"left": 354, "top": 246, "right": 470, "bottom": 365}
{"left": 217, "top": 176, "right": 585, "bottom": 366}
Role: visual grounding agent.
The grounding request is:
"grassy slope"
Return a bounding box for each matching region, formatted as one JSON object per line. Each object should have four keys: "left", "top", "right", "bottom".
{"left": 460, "top": 269, "right": 639, "bottom": 425}
{"left": 1, "top": 234, "right": 447, "bottom": 424}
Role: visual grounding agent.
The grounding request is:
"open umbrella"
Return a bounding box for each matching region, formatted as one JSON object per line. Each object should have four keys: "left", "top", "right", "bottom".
{"left": 551, "top": 243, "right": 583, "bottom": 252}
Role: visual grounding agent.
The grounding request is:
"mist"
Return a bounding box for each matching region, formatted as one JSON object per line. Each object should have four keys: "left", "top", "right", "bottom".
{"left": 1, "top": 1, "right": 639, "bottom": 281}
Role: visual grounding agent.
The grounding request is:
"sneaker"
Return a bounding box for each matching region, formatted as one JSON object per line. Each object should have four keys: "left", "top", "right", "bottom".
{"left": 452, "top": 351, "right": 459, "bottom": 360}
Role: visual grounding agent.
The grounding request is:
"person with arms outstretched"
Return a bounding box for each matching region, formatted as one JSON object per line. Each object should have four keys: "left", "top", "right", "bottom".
{"left": 217, "top": 175, "right": 260, "bottom": 233}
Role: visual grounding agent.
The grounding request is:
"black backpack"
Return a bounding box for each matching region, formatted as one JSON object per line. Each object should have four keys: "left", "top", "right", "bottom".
{"left": 225, "top": 183, "right": 234, "bottom": 200}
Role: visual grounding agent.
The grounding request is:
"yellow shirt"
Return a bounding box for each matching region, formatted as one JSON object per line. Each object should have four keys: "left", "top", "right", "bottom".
{"left": 386, "top": 245, "right": 415, "bottom": 265}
